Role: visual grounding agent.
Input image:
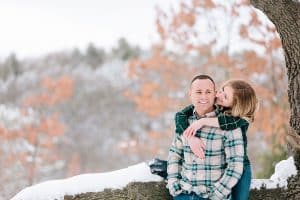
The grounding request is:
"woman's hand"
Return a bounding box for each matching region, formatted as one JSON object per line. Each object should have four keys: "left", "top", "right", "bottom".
{"left": 183, "top": 119, "right": 205, "bottom": 138}
{"left": 187, "top": 137, "right": 206, "bottom": 159}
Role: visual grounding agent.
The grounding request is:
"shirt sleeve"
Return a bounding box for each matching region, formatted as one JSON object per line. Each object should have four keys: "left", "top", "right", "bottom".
{"left": 167, "top": 133, "right": 184, "bottom": 197}
{"left": 209, "top": 128, "right": 244, "bottom": 200}
{"left": 218, "top": 113, "right": 249, "bottom": 131}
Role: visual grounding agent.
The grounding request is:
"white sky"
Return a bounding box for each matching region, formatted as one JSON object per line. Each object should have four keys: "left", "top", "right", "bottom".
{"left": 11, "top": 157, "right": 297, "bottom": 200}
{"left": 0, "top": 0, "right": 176, "bottom": 59}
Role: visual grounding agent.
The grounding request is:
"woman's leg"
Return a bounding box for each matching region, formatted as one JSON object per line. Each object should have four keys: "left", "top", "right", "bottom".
{"left": 231, "top": 163, "right": 252, "bottom": 200}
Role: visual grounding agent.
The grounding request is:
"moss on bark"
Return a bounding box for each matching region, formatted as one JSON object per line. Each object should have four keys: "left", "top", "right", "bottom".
{"left": 64, "top": 179, "right": 300, "bottom": 200}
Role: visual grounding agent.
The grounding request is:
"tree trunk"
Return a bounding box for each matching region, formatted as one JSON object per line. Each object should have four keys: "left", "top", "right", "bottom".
{"left": 250, "top": 0, "right": 300, "bottom": 198}
{"left": 250, "top": 0, "right": 300, "bottom": 166}
{"left": 63, "top": 181, "right": 287, "bottom": 200}
{"left": 64, "top": 182, "right": 172, "bottom": 200}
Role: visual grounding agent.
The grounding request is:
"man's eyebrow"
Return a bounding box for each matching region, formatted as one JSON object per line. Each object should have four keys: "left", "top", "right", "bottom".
{"left": 195, "top": 89, "right": 213, "bottom": 92}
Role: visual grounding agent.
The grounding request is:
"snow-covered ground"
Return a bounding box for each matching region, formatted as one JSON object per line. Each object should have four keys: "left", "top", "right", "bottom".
{"left": 11, "top": 157, "right": 297, "bottom": 200}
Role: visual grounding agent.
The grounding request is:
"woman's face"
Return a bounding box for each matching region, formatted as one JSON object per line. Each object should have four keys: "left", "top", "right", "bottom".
{"left": 216, "top": 85, "right": 234, "bottom": 108}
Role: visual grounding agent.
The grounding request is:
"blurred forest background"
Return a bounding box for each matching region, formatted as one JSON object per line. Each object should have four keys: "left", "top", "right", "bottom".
{"left": 0, "top": 0, "right": 289, "bottom": 199}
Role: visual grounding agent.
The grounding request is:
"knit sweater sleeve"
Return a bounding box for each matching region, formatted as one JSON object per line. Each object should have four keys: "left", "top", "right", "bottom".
{"left": 218, "top": 113, "right": 249, "bottom": 131}
{"left": 175, "top": 105, "right": 194, "bottom": 134}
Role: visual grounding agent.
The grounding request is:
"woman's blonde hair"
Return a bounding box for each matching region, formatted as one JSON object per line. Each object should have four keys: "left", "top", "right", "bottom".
{"left": 222, "top": 79, "right": 258, "bottom": 122}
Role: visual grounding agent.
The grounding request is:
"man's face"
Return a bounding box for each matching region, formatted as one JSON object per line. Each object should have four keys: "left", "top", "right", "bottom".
{"left": 189, "top": 79, "right": 216, "bottom": 115}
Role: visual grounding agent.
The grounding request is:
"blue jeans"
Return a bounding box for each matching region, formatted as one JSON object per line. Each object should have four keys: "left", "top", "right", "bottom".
{"left": 174, "top": 193, "right": 208, "bottom": 200}
{"left": 232, "top": 163, "right": 252, "bottom": 200}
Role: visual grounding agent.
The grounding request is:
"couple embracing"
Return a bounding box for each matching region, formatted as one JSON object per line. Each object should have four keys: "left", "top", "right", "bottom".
{"left": 167, "top": 74, "right": 258, "bottom": 200}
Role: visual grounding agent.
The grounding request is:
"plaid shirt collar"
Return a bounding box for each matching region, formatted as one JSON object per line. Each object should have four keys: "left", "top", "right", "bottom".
{"left": 192, "top": 108, "right": 218, "bottom": 120}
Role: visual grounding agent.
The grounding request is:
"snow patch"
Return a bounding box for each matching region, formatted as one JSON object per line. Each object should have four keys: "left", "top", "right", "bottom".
{"left": 251, "top": 156, "right": 297, "bottom": 189}
{"left": 11, "top": 157, "right": 297, "bottom": 200}
{"left": 11, "top": 162, "right": 162, "bottom": 200}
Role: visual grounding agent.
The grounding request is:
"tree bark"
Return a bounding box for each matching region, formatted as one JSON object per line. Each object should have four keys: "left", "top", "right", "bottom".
{"left": 250, "top": 0, "right": 300, "bottom": 198}
{"left": 64, "top": 181, "right": 287, "bottom": 200}
{"left": 250, "top": 0, "right": 300, "bottom": 166}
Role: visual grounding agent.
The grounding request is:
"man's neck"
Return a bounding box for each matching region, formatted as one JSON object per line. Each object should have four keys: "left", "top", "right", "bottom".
{"left": 195, "top": 107, "right": 214, "bottom": 117}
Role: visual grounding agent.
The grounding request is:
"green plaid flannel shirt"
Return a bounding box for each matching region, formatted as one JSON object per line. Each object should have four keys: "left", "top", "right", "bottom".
{"left": 175, "top": 104, "right": 250, "bottom": 164}
{"left": 167, "top": 109, "right": 244, "bottom": 200}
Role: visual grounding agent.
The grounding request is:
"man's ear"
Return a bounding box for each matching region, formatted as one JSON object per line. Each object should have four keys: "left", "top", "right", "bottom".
{"left": 214, "top": 90, "right": 217, "bottom": 102}
{"left": 188, "top": 89, "right": 192, "bottom": 101}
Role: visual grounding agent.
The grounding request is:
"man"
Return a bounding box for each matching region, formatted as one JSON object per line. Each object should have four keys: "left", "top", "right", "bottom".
{"left": 167, "top": 75, "right": 244, "bottom": 200}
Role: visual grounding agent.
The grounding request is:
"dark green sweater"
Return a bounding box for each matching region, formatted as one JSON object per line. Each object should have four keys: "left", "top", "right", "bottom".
{"left": 175, "top": 104, "right": 250, "bottom": 165}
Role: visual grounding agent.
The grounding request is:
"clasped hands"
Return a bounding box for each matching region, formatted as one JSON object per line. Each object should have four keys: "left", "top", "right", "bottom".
{"left": 183, "top": 120, "right": 206, "bottom": 159}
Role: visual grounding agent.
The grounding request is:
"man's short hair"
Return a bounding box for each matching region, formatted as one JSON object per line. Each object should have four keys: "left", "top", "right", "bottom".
{"left": 190, "top": 74, "right": 215, "bottom": 87}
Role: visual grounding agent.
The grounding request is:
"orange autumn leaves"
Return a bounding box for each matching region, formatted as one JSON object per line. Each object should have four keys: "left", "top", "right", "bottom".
{"left": 1, "top": 75, "right": 74, "bottom": 183}
{"left": 19, "top": 76, "right": 74, "bottom": 144}
{"left": 125, "top": 82, "right": 174, "bottom": 118}
{"left": 126, "top": 0, "right": 288, "bottom": 147}
{"left": 23, "top": 76, "right": 73, "bottom": 107}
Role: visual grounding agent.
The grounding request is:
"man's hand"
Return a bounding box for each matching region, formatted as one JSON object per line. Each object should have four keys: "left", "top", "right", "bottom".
{"left": 187, "top": 137, "right": 206, "bottom": 159}
{"left": 183, "top": 119, "right": 205, "bottom": 138}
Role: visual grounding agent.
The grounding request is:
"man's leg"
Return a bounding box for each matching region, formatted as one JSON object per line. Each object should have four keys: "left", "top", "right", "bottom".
{"left": 173, "top": 193, "right": 193, "bottom": 200}
{"left": 174, "top": 192, "right": 209, "bottom": 200}
{"left": 195, "top": 195, "right": 209, "bottom": 200}
{"left": 231, "top": 163, "right": 252, "bottom": 200}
